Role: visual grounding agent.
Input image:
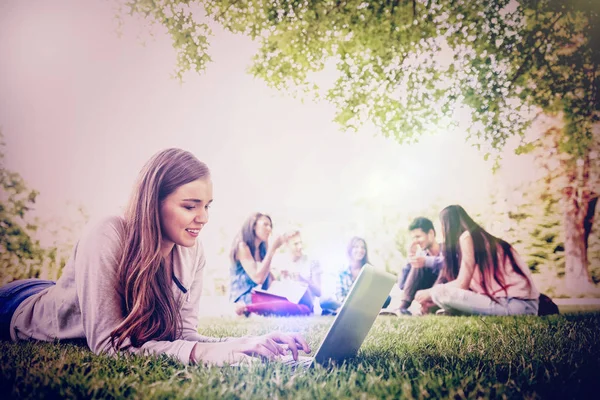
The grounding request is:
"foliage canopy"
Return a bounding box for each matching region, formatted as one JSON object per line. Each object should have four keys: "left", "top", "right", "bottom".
{"left": 123, "top": 0, "right": 599, "bottom": 159}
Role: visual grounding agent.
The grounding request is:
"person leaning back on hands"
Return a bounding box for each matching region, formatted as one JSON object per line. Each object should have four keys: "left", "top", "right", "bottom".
{"left": 0, "top": 148, "right": 309, "bottom": 366}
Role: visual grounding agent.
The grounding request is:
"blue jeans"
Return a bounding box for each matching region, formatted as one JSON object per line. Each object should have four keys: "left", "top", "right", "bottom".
{"left": 400, "top": 265, "right": 439, "bottom": 304}
{"left": 431, "top": 284, "right": 539, "bottom": 316}
{"left": 0, "top": 279, "right": 56, "bottom": 340}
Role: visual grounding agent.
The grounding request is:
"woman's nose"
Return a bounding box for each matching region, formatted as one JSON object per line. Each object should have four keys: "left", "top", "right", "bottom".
{"left": 196, "top": 208, "right": 208, "bottom": 223}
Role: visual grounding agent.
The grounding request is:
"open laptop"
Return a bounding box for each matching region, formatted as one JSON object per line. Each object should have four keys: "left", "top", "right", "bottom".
{"left": 273, "top": 263, "right": 396, "bottom": 369}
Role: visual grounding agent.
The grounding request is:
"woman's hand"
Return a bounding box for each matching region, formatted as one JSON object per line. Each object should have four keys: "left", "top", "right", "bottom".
{"left": 408, "top": 255, "right": 426, "bottom": 269}
{"left": 414, "top": 288, "right": 432, "bottom": 304}
{"left": 272, "top": 230, "right": 300, "bottom": 249}
{"left": 192, "top": 337, "right": 284, "bottom": 366}
{"left": 261, "top": 331, "right": 310, "bottom": 360}
{"left": 406, "top": 241, "right": 419, "bottom": 257}
{"left": 191, "top": 331, "right": 310, "bottom": 366}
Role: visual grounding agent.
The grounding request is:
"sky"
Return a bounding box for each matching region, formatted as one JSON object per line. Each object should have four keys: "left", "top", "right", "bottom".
{"left": 0, "top": 0, "right": 539, "bottom": 294}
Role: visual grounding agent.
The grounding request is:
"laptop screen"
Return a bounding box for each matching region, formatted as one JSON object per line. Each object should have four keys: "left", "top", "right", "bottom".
{"left": 312, "top": 264, "right": 396, "bottom": 365}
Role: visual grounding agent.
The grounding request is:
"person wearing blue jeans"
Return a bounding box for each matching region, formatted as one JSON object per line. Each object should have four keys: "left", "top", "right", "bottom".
{"left": 416, "top": 205, "right": 539, "bottom": 316}
{"left": 0, "top": 279, "right": 55, "bottom": 341}
{"left": 0, "top": 148, "right": 310, "bottom": 366}
{"left": 397, "top": 217, "right": 444, "bottom": 315}
{"left": 336, "top": 237, "right": 392, "bottom": 310}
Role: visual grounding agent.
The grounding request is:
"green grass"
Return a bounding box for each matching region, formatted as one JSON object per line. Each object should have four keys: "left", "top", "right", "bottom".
{"left": 2, "top": 313, "right": 599, "bottom": 399}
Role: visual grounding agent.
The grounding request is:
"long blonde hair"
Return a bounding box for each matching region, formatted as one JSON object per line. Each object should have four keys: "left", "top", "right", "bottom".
{"left": 111, "top": 148, "right": 210, "bottom": 349}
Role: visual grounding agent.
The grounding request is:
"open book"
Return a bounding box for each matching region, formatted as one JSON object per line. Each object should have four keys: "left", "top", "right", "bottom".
{"left": 252, "top": 280, "right": 309, "bottom": 304}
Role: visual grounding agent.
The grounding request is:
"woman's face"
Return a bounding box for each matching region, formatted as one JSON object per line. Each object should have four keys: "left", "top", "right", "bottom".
{"left": 254, "top": 216, "right": 273, "bottom": 243}
{"left": 160, "top": 177, "right": 213, "bottom": 251}
{"left": 350, "top": 240, "right": 366, "bottom": 263}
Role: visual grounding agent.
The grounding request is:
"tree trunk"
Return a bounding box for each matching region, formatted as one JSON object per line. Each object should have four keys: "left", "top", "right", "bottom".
{"left": 538, "top": 116, "right": 599, "bottom": 295}
{"left": 561, "top": 155, "right": 597, "bottom": 295}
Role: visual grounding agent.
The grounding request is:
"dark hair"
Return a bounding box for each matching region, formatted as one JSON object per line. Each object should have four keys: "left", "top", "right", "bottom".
{"left": 408, "top": 217, "right": 435, "bottom": 235}
{"left": 347, "top": 236, "right": 369, "bottom": 266}
{"left": 111, "top": 148, "right": 210, "bottom": 349}
{"left": 438, "top": 205, "right": 532, "bottom": 301}
{"left": 230, "top": 212, "right": 272, "bottom": 263}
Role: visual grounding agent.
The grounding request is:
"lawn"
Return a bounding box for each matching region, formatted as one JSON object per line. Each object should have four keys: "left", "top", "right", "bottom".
{"left": 1, "top": 312, "right": 599, "bottom": 399}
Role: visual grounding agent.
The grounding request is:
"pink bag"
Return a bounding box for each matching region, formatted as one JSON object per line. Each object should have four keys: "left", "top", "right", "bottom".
{"left": 245, "top": 290, "right": 312, "bottom": 316}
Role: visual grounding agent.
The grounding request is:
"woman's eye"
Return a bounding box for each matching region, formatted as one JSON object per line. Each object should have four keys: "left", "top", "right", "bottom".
{"left": 184, "top": 205, "right": 195, "bottom": 210}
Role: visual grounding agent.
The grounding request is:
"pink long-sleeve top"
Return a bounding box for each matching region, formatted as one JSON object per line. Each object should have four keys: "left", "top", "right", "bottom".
{"left": 10, "top": 216, "right": 223, "bottom": 364}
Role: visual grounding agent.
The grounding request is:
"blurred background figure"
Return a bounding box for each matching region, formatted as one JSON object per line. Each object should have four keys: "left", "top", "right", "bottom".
{"left": 418, "top": 205, "right": 540, "bottom": 316}
{"left": 229, "top": 212, "right": 293, "bottom": 315}
{"left": 277, "top": 231, "right": 332, "bottom": 314}
{"left": 397, "top": 217, "right": 444, "bottom": 315}
{"left": 336, "top": 236, "right": 392, "bottom": 311}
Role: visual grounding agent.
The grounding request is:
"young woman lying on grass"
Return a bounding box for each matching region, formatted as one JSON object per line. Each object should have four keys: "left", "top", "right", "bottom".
{"left": 0, "top": 148, "right": 309, "bottom": 366}
{"left": 415, "top": 205, "right": 539, "bottom": 316}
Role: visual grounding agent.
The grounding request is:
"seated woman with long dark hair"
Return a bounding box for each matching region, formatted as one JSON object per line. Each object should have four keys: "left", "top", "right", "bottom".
{"left": 417, "top": 205, "right": 539, "bottom": 316}
{"left": 229, "top": 212, "right": 299, "bottom": 315}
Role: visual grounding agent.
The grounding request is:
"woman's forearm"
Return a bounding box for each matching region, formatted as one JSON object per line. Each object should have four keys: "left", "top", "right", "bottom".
{"left": 307, "top": 279, "right": 321, "bottom": 297}
{"left": 253, "top": 247, "right": 277, "bottom": 284}
{"left": 191, "top": 342, "right": 228, "bottom": 365}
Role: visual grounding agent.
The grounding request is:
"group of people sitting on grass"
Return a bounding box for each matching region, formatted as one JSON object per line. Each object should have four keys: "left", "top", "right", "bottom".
{"left": 227, "top": 208, "right": 541, "bottom": 318}
{"left": 0, "top": 149, "right": 547, "bottom": 367}
{"left": 396, "top": 212, "right": 540, "bottom": 316}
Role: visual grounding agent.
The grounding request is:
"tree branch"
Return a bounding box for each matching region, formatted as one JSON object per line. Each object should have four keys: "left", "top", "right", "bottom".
{"left": 509, "top": 11, "right": 565, "bottom": 90}
{"left": 216, "top": 0, "right": 240, "bottom": 21}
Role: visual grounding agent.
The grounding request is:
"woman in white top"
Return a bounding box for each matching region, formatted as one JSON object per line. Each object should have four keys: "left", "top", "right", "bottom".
{"left": 0, "top": 148, "right": 309, "bottom": 365}
{"left": 416, "top": 205, "right": 539, "bottom": 316}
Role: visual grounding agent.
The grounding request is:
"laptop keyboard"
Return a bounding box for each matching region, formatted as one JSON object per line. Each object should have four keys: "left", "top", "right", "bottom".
{"left": 279, "top": 355, "right": 313, "bottom": 368}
